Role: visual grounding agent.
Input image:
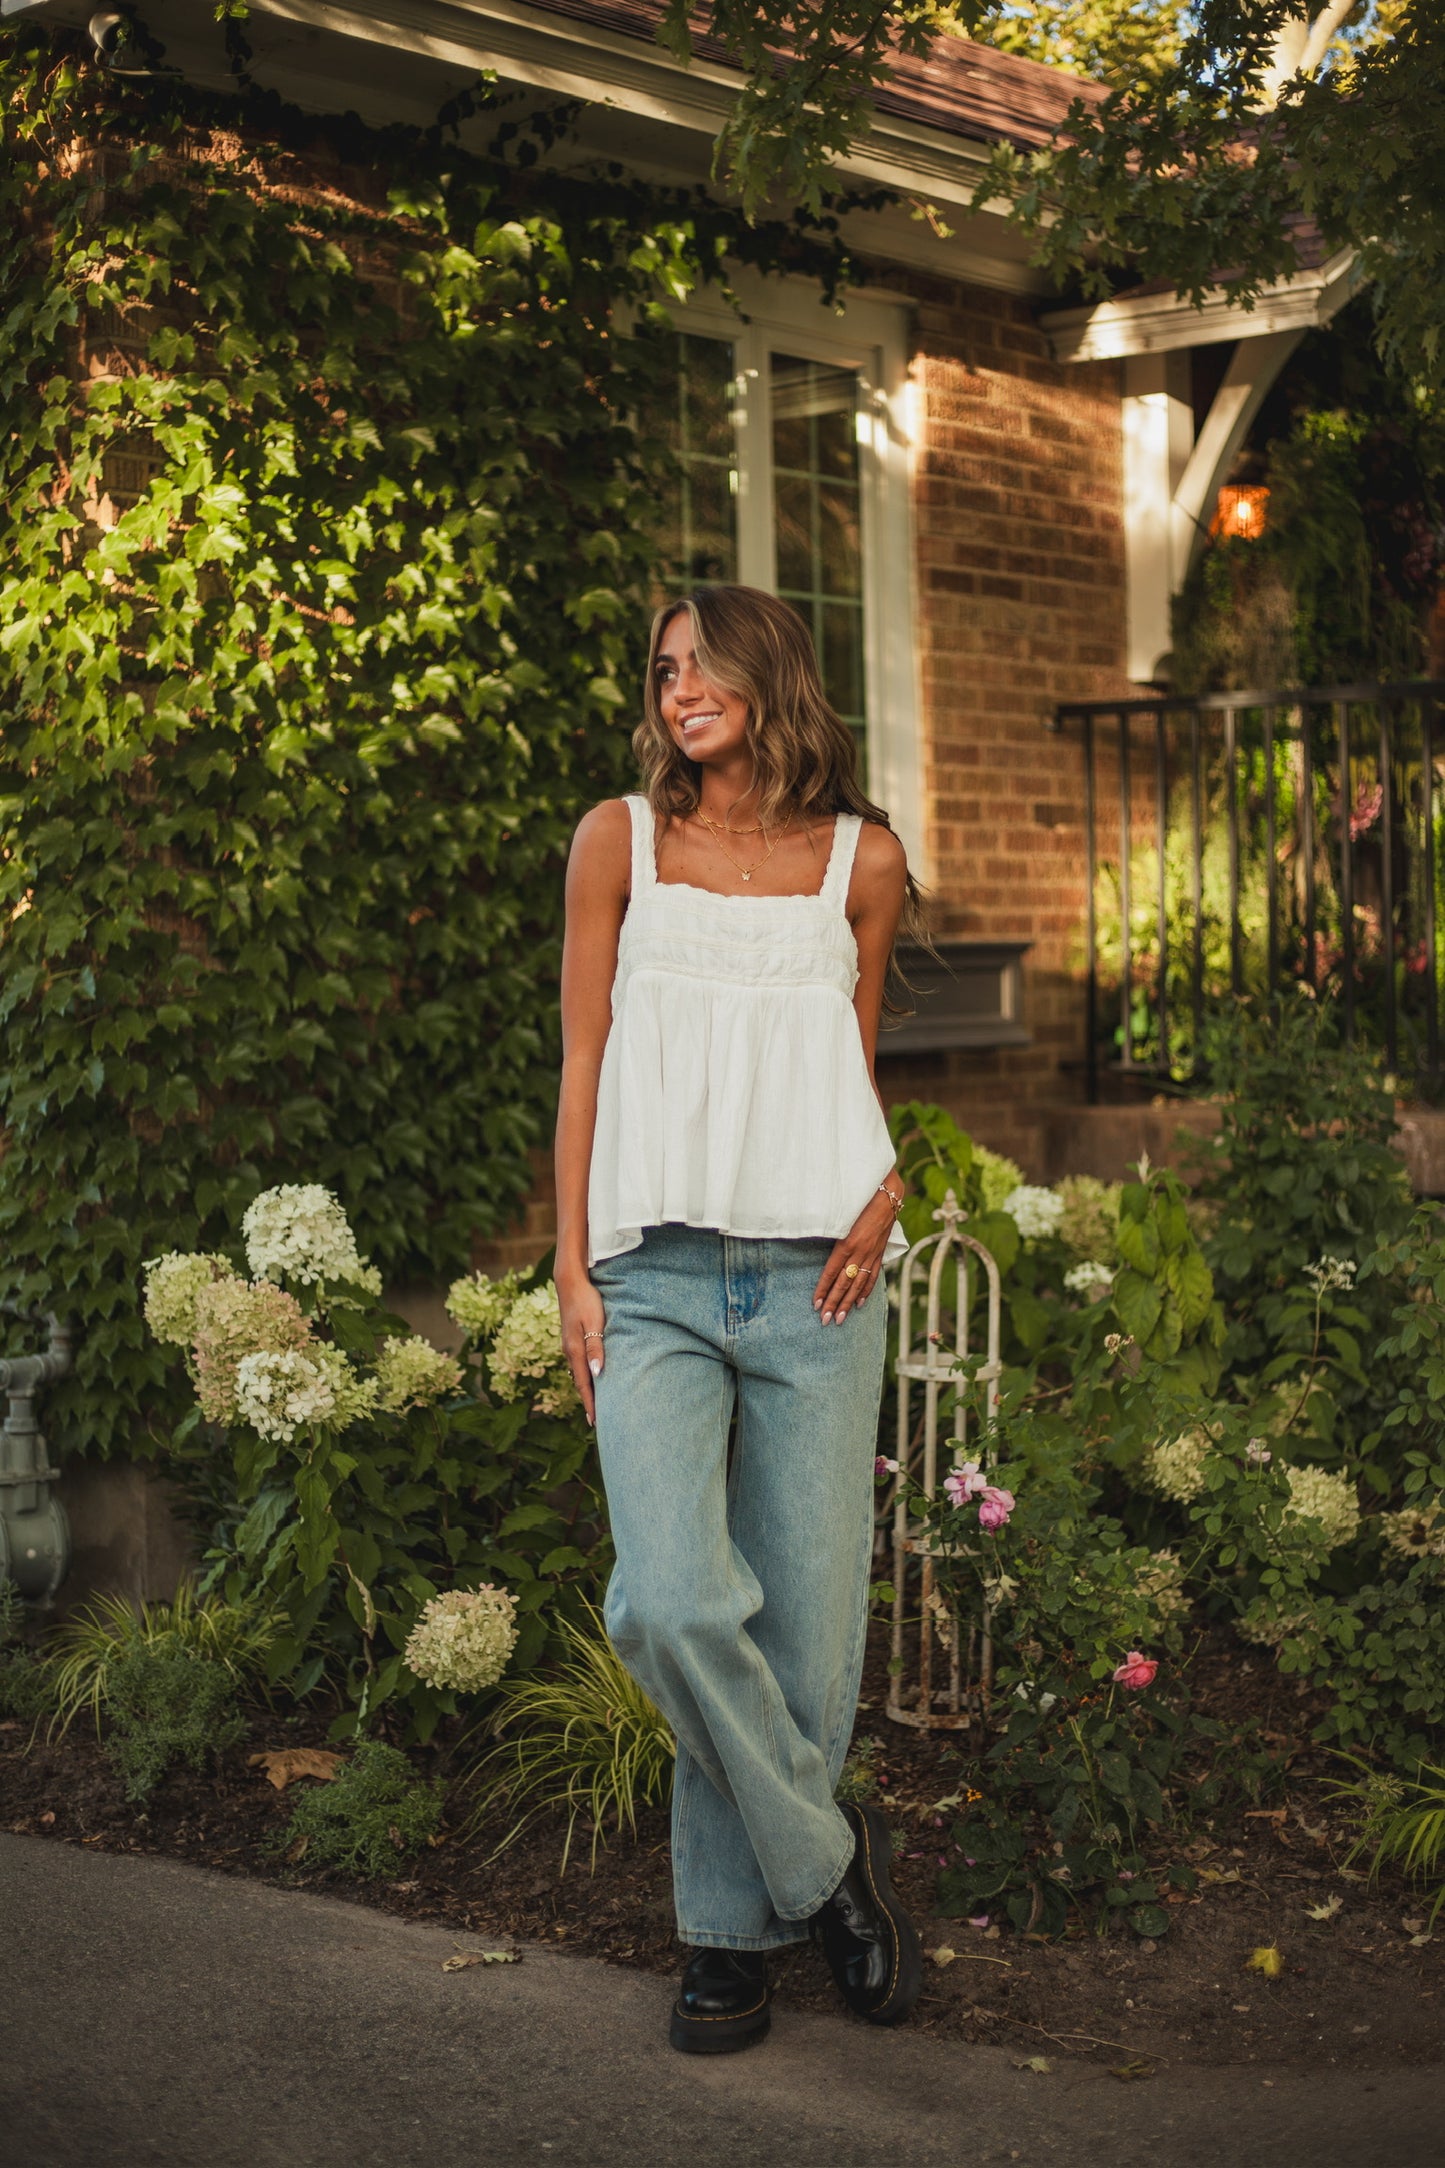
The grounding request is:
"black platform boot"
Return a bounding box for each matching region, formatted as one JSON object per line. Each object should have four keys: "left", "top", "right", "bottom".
{"left": 809, "top": 1802, "right": 923, "bottom": 2026}
{"left": 668, "top": 1946, "right": 772, "bottom": 2054}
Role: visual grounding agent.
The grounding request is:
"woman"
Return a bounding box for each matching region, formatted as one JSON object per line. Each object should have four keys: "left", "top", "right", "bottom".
{"left": 554, "top": 584, "right": 926, "bottom": 2053}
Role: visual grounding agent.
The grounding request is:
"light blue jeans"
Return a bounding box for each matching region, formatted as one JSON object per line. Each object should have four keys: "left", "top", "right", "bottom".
{"left": 590, "top": 1223, "right": 887, "bottom": 1951}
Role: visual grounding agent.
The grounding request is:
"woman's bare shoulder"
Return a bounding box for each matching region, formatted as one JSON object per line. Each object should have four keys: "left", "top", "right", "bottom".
{"left": 854, "top": 816, "right": 908, "bottom": 883}
{"left": 570, "top": 796, "right": 635, "bottom": 866}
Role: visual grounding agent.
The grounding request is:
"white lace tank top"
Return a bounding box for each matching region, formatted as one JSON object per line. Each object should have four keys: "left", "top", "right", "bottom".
{"left": 587, "top": 793, "right": 907, "bottom": 1269}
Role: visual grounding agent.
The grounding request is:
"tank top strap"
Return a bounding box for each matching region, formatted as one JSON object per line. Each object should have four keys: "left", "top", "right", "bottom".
{"left": 820, "top": 812, "right": 864, "bottom": 914}
{"left": 625, "top": 793, "right": 656, "bottom": 896}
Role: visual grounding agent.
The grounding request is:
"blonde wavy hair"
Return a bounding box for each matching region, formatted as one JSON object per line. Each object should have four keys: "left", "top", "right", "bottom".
{"left": 634, "top": 585, "right": 932, "bottom": 961}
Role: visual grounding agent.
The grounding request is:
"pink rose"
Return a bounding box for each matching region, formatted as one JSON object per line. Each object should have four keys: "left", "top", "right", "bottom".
{"left": 874, "top": 1455, "right": 899, "bottom": 1480}
{"left": 976, "top": 1485, "right": 1015, "bottom": 1532}
{"left": 1112, "top": 1650, "right": 1159, "bottom": 1690}
{"left": 943, "top": 1460, "right": 986, "bottom": 1509}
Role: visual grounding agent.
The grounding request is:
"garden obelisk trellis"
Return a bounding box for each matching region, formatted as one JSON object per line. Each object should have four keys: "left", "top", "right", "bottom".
{"left": 888, "top": 1190, "right": 1002, "bottom": 1732}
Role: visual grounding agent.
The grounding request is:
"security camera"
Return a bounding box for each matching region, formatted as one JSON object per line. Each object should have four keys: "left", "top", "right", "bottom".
{"left": 87, "top": 10, "right": 158, "bottom": 74}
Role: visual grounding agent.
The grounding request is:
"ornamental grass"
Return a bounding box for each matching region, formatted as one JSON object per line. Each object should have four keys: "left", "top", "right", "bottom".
{"left": 457, "top": 1604, "right": 674, "bottom": 1872}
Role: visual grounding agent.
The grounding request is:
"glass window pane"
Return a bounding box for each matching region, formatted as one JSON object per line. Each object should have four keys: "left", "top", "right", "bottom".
{"left": 770, "top": 352, "right": 866, "bottom": 762}
{"left": 641, "top": 331, "right": 738, "bottom": 593}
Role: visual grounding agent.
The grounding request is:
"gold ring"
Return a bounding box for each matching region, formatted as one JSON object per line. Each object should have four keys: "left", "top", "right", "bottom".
{"left": 844, "top": 1263, "right": 859, "bottom": 1280}
{"left": 582, "top": 1330, "right": 604, "bottom": 1343}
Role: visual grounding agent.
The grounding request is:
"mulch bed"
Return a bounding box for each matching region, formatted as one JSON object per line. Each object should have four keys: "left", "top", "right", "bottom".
{"left": 5, "top": 1622, "right": 1441, "bottom": 2076}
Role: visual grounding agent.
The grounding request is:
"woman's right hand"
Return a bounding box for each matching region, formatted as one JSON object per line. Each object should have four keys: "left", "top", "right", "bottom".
{"left": 557, "top": 1265, "right": 607, "bottom": 1426}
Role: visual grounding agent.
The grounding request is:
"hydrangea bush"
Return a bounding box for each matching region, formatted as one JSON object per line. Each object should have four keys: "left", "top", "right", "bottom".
{"left": 146, "top": 1188, "right": 607, "bottom": 1737}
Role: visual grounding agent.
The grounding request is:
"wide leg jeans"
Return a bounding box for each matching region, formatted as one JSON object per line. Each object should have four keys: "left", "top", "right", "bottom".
{"left": 590, "top": 1223, "right": 888, "bottom": 1950}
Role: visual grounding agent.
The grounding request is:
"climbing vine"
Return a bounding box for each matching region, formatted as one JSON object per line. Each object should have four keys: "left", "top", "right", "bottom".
{"left": 0, "top": 24, "right": 856, "bottom": 1455}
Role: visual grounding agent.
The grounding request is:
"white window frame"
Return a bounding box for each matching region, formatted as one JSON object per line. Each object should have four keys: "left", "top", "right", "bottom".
{"left": 664, "top": 269, "right": 927, "bottom": 883}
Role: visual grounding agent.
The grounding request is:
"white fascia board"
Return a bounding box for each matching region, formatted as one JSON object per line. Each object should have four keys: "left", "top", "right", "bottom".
{"left": 1043, "top": 249, "right": 1360, "bottom": 363}
{"left": 252, "top": 0, "right": 1024, "bottom": 223}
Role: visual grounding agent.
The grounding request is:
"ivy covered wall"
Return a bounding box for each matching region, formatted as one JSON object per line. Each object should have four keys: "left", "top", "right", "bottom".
{"left": 0, "top": 27, "right": 843, "bottom": 1456}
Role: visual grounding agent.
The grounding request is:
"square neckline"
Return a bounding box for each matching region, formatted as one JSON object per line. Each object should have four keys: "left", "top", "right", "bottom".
{"left": 643, "top": 799, "right": 846, "bottom": 906}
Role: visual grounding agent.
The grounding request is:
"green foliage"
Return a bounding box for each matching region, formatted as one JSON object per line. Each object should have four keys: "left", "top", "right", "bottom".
{"left": 0, "top": 1579, "right": 50, "bottom": 1723}
{"left": 1171, "top": 319, "right": 1445, "bottom": 693}
{"left": 0, "top": 23, "right": 848, "bottom": 1464}
{"left": 1275, "top": 1561, "right": 1445, "bottom": 1772}
{"left": 43, "top": 1582, "right": 276, "bottom": 1738}
{"left": 163, "top": 1253, "right": 608, "bottom": 1739}
{"left": 278, "top": 1739, "right": 444, "bottom": 1878}
{"left": 1341, "top": 1756, "right": 1445, "bottom": 1925}
{"left": 657, "top": 0, "right": 986, "bottom": 217}
{"left": 458, "top": 1604, "right": 674, "bottom": 1870}
{"left": 970, "top": 0, "right": 1185, "bottom": 88}
{"left": 975, "top": 0, "right": 1445, "bottom": 386}
{"left": 938, "top": 1693, "right": 1222, "bottom": 1940}
{"left": 1196, "top": 998, "right": 1413, "bottom": 1464}
{"left": 101, "top": 1647, "right": 246, "bottom": 1804}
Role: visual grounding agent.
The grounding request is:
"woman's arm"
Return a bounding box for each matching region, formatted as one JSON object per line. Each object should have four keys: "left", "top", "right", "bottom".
{"left": 555, "top": 797, "right": 631, "bottom": 1421}
{"left": 812, "top": 818, "right": 910, "bottom": 1326}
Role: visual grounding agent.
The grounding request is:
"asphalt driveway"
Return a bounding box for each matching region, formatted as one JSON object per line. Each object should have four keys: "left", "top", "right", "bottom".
{"left": 2, "top": 1835, "right": 1439, "bottom": 2167}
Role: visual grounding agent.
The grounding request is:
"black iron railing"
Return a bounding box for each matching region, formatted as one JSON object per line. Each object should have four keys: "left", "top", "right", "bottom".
{"left": 1050, "top": 681, "right": 1445, "bottom": 1102}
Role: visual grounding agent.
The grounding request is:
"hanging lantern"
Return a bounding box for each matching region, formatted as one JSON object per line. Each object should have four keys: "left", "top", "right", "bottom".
{"left": 1212, "top": 484, "right": 1270, "bottom": 540}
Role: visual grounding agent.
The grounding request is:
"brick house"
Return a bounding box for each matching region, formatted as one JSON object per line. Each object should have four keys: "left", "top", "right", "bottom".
{"left": 16, "top": 0, "right": 1357, "bottom": 1220}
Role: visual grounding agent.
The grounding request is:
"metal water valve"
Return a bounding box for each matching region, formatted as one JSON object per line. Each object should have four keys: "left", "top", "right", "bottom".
{"left": 0, "top": 1310, "right": 73, "bottom": 1601}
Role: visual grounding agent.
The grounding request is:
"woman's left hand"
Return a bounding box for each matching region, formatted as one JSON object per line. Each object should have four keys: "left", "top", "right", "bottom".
{"left": 813, "top": 1189, "right": 899, "bottom": 1324}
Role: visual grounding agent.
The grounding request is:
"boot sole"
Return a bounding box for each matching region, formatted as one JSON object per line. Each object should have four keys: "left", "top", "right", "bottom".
{"left": 846, "top": 1802, "right": 924, "bottom": 2026}
{"left": 668, "top": 2001, "right": 772, "bottom": 2055}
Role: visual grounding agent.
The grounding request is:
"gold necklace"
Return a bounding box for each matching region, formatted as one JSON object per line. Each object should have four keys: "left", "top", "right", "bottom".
{"left": 703, "top": 814, "right": 792, "bottom": 883}
{"left": 696, "top": 809, "right": 764, "bottom": 837}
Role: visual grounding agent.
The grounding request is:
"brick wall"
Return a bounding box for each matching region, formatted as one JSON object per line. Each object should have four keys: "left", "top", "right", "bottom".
{"left": 871, "top": 266, "right": 1137, "bottom": 1175}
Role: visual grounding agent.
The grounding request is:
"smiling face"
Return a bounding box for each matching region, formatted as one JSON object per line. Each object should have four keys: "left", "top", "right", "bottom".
{"left": 653, "top": 608, "right": 750, "bottom": 768}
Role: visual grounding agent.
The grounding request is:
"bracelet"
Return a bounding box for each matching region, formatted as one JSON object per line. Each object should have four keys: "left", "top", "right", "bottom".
{"left": 878, "top": 1177, "right": 905, "bottom": 1219}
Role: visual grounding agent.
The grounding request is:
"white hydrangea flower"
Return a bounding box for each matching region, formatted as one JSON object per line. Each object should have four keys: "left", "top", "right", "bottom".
{"left": 445, "top": 1269, "right": 523, "bottom": 1343}
{"left": 403, "top": 1584, "right": 519, "bottom": 1694}
{"left": 1146, "top": 1428, "right": 1212, "bottom": 1503}
{"left": 241, "top": 1184, "right": 374, "bottom": 1289}
{"left": 1378, "top": 1499, "right": 1445, "bottom": 1562}
{"left": 1064, "top": 1260, "right": 1114, "bottom": 1297}
{"left": 142, "top": 1251, "right": 238, "bottom": 1345}
{"left": 1001, "top": 1185, "right": 1065, "bottom": 1242}
{"left": 374, "top": 1335, "right": 464, "bottom": 1415}
{"left": 973, "top": 1144, "right": 1025, "bottom": 1214}
{"left": 487, "top": 1281, "right": 581, "bottom": 1418}
{"left": 1281, "top": 1463, "right": 1360, "bottom": 1550}
{"left": 1138, "top": 1549, "right": 1190, "bottom": 1625}
{"left": 1304, "top": 1254, "right": 1357, "bottom": 1297}
{"left": 235, "top": 1344, "right": 378, "bottom": 1444}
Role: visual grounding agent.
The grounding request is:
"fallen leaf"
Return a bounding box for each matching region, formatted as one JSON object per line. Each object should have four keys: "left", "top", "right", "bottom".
{"left": 1410, "top": 1933, "right": 1434, "bottom": 1949}
{"left": 931, "top": 1946, "right": 957, "bottom": 1967}
{"left": 1402, "top": 1917, "right": 1425, "bottom": 1935}
{"left": 1245, "top": 1945, "right": 1283, "bottom": 1978}
{"left": 284, "top": 1833, "right": 310, "bottom": 1864}
{"left": 249, "top": 1748, "right": 345, "bottom": 1792}
{"left": 1013, "top": 2055, "right": 1051, "bottom": 2074}
{"left": 1200, "top": 1867, "right": 1242, "bottom": 1886}
{"left": 1305, "top": 1896, "right": 1343, "bottom": 1922}
{"left": 1244, "top": 1808, "right": 1287, "bottom": 1823}
{"left": 38, "top": 1810, "right": 55, "bottom": 1827}
{"left": 1109, "top": 2061, "right": 1155, "bottom": 2083}
{"left": 442, "top": 1949, "right": 519, "bottom": 1971}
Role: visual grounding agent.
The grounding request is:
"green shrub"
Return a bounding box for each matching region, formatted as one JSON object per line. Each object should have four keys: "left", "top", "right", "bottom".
{"left": 279, "top": 1740, "right": 444, "bottom": 1879}
{"left": 1337, "top": 1757, "right": 1445, "bottom": 1928}
{"left": 459, "top": 1605, "right": 673, "bottom": 1870}
{"left": 0, "top": 1578, "right": 50, "bottom": 1725}
{"left": 102, "top": 1647, "right": 246, "bottom": 1804}
{"left": 148, "top": 1211, "right": 609, "bottom": 1738}
{"left": 44, "top": 1583, "right": 276, "bottom": 1739}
